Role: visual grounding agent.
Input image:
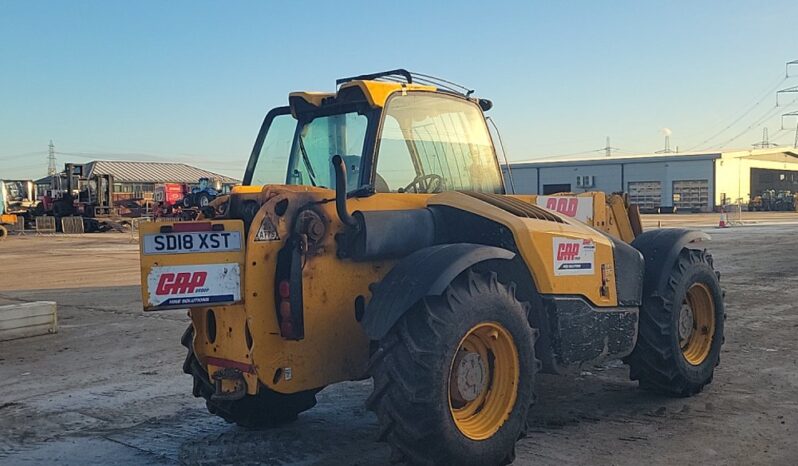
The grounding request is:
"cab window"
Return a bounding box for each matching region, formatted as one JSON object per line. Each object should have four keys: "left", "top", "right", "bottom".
{"left": 375, "top": 93, "right": 503, "bottom": 194}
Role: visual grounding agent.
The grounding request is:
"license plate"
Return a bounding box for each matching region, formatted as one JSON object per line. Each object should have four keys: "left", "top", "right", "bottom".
{"left": 142, "top": 231, "right": 242, "bottom": 255}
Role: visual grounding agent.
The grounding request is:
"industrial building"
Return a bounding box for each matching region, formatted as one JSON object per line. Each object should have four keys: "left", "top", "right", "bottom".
{"left": 504, "top": 147, "right": 798, "bottom": 212}
{"left": 37, "top": 160, "right": 239, "bottom": 200}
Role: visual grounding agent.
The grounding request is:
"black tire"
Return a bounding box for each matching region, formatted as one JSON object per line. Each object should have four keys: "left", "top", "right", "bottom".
{"left": 182, "top": 196, "right": 192, "bottom": 209}
{"left": 196, "top": 192, "right": 212, "bottom": 207}
{"left": 367, "top": 270, "right": 538, "bottom": 466}
{"left": 625, "top": 248, "right": 724, "bottom": 396}
{"left": 181, "top": 325, "right": 319, "bottom": 427}
{"left": 0, "top": 225, "right": 7, "bottom": 240}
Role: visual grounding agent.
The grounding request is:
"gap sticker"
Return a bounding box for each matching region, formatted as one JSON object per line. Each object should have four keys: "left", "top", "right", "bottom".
{"left": 537, "top": 196, "right": 594, "bottom": 222}
{"left": 553, "top": 238, "right": 596, "bottom": 276}
{"left": 147, "top": 263, "right": 241, "bottom": 308}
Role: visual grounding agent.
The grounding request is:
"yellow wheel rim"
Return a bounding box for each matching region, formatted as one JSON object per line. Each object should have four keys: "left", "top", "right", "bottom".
{"left": 448, "top": 322, "right": 519, "bottom": 440}
{"left": 679, "top": 283, "right": 716, "bottom": 366}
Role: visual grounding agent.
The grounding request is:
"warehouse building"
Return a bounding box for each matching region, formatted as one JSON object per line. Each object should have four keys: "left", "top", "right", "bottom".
{"left": 504, "top": 147, "right": 798, "bottom": 212}
{"left": 37, "top": 160, "right": 239, "bottom": 200}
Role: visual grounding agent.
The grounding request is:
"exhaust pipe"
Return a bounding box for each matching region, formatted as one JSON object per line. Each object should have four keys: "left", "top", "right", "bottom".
{"left": 331, "top": 155, "right": 359, "bottom": 229}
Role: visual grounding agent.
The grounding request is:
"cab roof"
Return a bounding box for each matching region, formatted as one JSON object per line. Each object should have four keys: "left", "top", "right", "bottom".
{"left": 286, "top": 69, "right": 491, "bottom": 117}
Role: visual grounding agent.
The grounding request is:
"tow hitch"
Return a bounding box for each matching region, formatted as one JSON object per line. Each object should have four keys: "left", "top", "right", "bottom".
{"left": 211, "top": 367, "right": 247, "bottom": 401}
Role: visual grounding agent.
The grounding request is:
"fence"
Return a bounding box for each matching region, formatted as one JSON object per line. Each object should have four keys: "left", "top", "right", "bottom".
{"left": 61, "top": 217, "right": 85, "bottom": 234}
{"left": 35, "top": 216, "right": 56, "bottom": 235}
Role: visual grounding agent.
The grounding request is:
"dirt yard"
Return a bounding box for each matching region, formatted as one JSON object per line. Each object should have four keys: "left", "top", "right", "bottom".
{"left": 0, "top": 215, "right": 796, "bottom": 465}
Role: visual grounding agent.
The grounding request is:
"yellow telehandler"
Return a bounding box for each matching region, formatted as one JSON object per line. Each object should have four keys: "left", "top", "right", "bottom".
{"left": 139, "top": 70, "right": 724, "bottom": 465}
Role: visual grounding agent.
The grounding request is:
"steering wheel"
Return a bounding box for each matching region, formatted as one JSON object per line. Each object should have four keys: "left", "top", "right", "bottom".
{"left": 402, "top": 174, "right": 444, "bottom": 193}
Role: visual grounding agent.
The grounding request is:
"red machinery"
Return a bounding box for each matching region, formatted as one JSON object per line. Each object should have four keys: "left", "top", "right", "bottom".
{"left": 153, "top": 183, "right": 189, "bottom": 217}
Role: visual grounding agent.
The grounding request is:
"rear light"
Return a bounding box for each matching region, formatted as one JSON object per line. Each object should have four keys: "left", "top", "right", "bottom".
{"left": 278, "top": 280, "right": 291, "bottom": 299}
{"left": 275, "top": 238, "right": 304, "bottom": 340}
{"left": 277, "top": 279, "right": 298, "bottom": 339}
{"left": 279, "top": 300, "right": 291, "bottom": 319}
{"left": 280, "top": 320, "right": 294, "bottom": 337}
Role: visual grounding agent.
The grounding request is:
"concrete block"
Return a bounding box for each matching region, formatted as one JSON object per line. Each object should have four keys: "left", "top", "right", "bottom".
{"left": 0, "top": 301, "right": 58, "bottom": 342}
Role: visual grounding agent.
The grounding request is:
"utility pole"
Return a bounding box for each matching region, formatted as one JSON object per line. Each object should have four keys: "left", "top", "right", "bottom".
{"left": 784, "top": 112, "right": 798, "bottom": 149}
{"left": 777, "top": 85, "right": 798, "bottom": 106}
{"left": 601, "top": 137, "right": 619, "bottom": 157}
{"left": 603, "top": 136, "right": 618, "bottom": 157}
{"left": 47, "top": 140, "right": 57, "bottom": 176}
{"left": 752, "top": 128, "right": 778, "bottom": 149}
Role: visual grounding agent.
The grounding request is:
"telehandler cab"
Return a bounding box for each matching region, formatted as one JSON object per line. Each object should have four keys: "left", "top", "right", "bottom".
{"left": 138, "top": 70, "right": 725, "bottom": 465}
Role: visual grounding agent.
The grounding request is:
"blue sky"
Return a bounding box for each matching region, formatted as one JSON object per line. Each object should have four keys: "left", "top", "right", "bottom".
{"left": 1, "top": 1, "right": 797, "bottom": 180}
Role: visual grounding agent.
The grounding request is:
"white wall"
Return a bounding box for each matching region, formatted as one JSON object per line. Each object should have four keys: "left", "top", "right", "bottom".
{"left": 715, "top": 151, "right": 798, "bottom": 204}
{"left": 623, "top": 160, "right": 714, "bottom": 209}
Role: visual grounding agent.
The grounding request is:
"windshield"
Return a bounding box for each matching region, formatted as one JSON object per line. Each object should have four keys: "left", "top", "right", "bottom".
{"left": 247, "top": 109, "right": 368, "bottom": 191}
{"left": 375, "top": 93, "right": 503, "bottom": 194}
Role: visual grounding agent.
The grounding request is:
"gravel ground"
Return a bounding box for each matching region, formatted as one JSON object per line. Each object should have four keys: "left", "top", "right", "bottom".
{"left": 0, "top": 217, "right": 796, "bottom": 465}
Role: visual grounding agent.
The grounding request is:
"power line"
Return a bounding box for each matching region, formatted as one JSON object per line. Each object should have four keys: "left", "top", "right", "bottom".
{"left": 685, "top": 74, "right": 788, "bottom": 151}
{"left": 717, "top": 96, "right": 798, "bottom": 148}
{"left": 0, "top": 150, "right": 47, "bottom": 161}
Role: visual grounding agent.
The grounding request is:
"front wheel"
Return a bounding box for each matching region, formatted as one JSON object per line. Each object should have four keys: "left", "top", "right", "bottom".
{"left": 367, "top": 270, "right": 538, "bottom": 465}
{"left": 625, "top": 248, "right": 725, "bottom": 396}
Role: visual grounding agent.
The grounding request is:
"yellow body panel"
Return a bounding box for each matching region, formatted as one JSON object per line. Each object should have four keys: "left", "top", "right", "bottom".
{"left": 340, "top": 81, "right": 437, "bottom": 108}
{"left": 140, "top": 188, "right": 626, "bottom": 394}
{"left": 181, "top": 187, "right": 432, "bottom": 394}
{"left": 231, "top": 185, "right": 265, "bottom": 194}
{"left": 429, "top": 192, "right": 617, "bottom": 307}
{"left": 514, "top": 192, "right": 637, "bottom": 243}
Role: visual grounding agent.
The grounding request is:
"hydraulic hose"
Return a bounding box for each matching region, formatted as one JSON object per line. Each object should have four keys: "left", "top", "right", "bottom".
{"left": 331, "top": 155, "right": 359, "bottom": 229}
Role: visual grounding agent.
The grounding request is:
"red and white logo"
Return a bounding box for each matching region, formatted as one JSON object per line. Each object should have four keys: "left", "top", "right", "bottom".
{"left": 537, "top": 196, "right": 594, "bottom": 222}
{"left": 556, "top": 242, "right": 580, "bottom": 261}
{"left": 546, "top": 197, "right": 579, "bottom": 218}
{"left": 146, "top": 263, "right": 241, "bottom": 309}
{"left": 155, "top": 272, "right": 208, "bottom": 295}
{"left": 553, "top": 237, "right": 595, "bottom": 276}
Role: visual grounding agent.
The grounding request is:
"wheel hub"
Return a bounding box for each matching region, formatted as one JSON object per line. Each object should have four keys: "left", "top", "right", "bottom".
{"left": 678, "top": 301, "right": 695, "bottom": 346}
{"left": 451, "top": 351, "right": 487, "bottom": 403}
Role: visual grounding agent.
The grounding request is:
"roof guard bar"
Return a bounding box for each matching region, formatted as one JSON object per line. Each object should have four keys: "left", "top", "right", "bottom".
{"left": 336, "top": 69, "right": 413, "bottom": 86}
{"left": 336, "top": 69, "right": 476, "bottom": 97}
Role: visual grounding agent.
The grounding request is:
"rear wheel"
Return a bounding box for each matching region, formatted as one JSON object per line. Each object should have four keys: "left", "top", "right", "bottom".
{"left": 181, "top": 326, "right": 319, "bottom": 427}
{"left": 625, "top": 249, "right": 724, "bottom": 396}
{"left": 0, "top": 225, "right": 7, "bottom": 240}
{"left": 367, "top": 270, "right": 538, "bottom": 465}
